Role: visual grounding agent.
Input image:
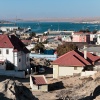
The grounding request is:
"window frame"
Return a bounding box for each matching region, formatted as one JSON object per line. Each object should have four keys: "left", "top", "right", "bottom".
{"left": 19, "top": 59, "right": 21, "bottom": 62}
{"left": 0, "top": 49, "right": 2, "bottom": 54}
{"left": 6, "top": 49, "right": 9, "bottom": 54}
{"left": 74, "top": 67, "right": 77, "bottom": 70}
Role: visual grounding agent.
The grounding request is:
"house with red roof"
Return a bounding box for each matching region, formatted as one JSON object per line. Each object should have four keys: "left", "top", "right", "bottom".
{"left": 52, "top": 50, "right": 100, "bottom": 78}
{"left": 30, "top": 75, "right": 48, "bottom": 91}
{"left": 0, "top": 34, "right": 30, "bottom": 71}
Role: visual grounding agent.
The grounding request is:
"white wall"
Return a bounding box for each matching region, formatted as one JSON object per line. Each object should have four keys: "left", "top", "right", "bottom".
{"left": 74, "top": 67, "right": 83, "bottom": 73}
{"left": 97, "top": 34, "right": 100, "bottom": 45}
{"left": 17, "top": 52, "right": 30, "bottom": 70}
{"left": 81, "top": 71, "right": 97, "bottom": 76}
{"left": 13, "top": 51, "right": 30, "bottom": 70}
{"left": 14, "top": 52, "right": 18, "bottom": 70}
{"left": 0, "top": 48, "right": 14, "bottom": 63}
{"left": 90, "top": 34, "right": 96, "bottom": 41}
{"left": 59, "top": 67, "right": 74, "bottom": 76}
{"left": 17, "top": 51, "right": 23, "bottom": 70}
{"left": 0, "top": 48, "right": 30, "bottom": 71}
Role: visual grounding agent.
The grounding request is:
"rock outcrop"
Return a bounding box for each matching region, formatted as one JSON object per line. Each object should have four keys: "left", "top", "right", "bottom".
{"left": 0, "top": 79, "right": 38, "bottom": 100}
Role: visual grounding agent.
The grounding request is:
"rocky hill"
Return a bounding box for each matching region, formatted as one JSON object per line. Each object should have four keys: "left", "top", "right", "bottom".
{"left": 0, "top": 79, "right": 38, "bottom": 100}
{"left": 54, "top": 72, "right": 100, "bottom": 100}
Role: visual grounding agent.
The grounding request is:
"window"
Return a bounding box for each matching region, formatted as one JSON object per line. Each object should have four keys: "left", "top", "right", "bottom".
{"left": 19, "top": 59, "right": 21, "bottom": 62}
{"left": 6, "top": 49, "right": 9, "bottom": 54}
{"left": 74, "top": 67, "right": 77, "bottom": 70}
{"left": 0, "top": 49, "right": 1, "bottom": 54}
{"left": 38, "top": 85, "right": 41, "bottom": 90}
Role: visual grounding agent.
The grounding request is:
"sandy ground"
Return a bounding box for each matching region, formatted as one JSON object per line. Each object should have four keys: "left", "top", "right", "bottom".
{"left": 0, "top": 68, "right": 81, "bottom": 100}
{"left": 0, "top": 68, "right": 99, "bottom": 100}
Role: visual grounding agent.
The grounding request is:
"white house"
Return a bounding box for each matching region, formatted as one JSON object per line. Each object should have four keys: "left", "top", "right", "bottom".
{"left": 0, "top": 34, "right": 30, "bottom": 71}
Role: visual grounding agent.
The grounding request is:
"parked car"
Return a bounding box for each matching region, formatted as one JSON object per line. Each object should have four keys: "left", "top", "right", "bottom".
{"left": 39, "top": 67, "right": 45, "bottom": 73}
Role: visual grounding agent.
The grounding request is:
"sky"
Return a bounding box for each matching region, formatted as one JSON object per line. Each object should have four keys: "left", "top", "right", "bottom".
{"left": 0, "top": 0, "right": 100, "bottom": 20}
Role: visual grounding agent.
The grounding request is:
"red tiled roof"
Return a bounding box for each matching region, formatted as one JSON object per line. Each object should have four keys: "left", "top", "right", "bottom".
{"left": 0, "top": 35, "right": 30, "bottom": 53}
{"left": 85, "top": 52, "right": 100, "bottom": 62}
{"left": 54, "top": 55, "right": 86, "bottom": 66}
{"left": 52, "top": 50, "right": 93, "bottom": 67}
{"left": 0, "top": 35, "right": 13, "bottom": 48}
{"left": 32, "top": 75, "right": 47, "bottom": 85}
{"left": 77, "top": 51, "right": 100, "bottom": 63}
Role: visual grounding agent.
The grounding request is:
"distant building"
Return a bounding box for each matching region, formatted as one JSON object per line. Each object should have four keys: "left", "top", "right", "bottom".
{"left": 72, "top": 32, "right": 90, "bottom": 43}
{"left": 96, "top": 34, "right": 100, "bottom": 45}
{"left": 45, "top": 30, "right": 74, "bottom": 39}
{"left": 90, "top": 33, "right": 97, "bottom": 43}
{"left": 0, "top": 27, "right": 19, "bottom": 32}
{"left": 21, "top": 39, "right": 32, "bottom": 45}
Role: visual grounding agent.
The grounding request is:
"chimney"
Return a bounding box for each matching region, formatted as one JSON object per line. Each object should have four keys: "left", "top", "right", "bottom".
{"left": 84, "top": 45, "right": 87, "bottom": 59}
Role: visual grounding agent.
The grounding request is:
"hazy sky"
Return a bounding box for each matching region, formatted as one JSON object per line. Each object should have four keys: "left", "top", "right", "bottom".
{"left": 0, "top": 0, "right": 100, "bottom": 19}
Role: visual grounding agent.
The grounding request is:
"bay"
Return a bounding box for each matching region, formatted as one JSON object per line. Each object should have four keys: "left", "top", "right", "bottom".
{"left": 0, "top": 22, "right": 100, "bottom": 33}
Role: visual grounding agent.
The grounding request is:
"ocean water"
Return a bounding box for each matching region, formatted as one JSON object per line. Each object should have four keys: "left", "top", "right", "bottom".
{"left": 0, "top": 22, "right": 100, "bottom": 33}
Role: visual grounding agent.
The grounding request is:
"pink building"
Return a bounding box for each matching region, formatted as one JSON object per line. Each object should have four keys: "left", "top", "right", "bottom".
{"left": 72, "top": 32, "right": 90, "bottom": 43}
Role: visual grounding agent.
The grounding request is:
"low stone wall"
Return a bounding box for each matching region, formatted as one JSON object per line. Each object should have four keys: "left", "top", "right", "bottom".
{"left": 0, "top": 70, "right": 25, "bottom": 78}
{"left": 81, "top": 71, "right": 97, "bottom": 77}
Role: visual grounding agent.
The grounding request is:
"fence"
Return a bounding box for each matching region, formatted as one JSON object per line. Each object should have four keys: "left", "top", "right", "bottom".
{"left": 0, "top": 70, "right": 25, "bottom": 78}
{"left": 30, "top": 53, "right": 57, "bottom": 61}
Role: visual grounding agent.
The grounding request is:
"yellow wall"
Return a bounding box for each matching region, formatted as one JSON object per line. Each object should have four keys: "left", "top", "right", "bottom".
{"left": 39, "top": 85, "right": 48, "bottom": 91}
{"left": 59, "top": 66, "right": 74, "bottom": 76}
{"left": 53, "top": 65, "right": 83, "bottom": 78}
{"left": 74, "top": 67, "right": 83, "bottom": 73}
{"left": 53, "top": 65, "right": 59, "bottom": 78}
